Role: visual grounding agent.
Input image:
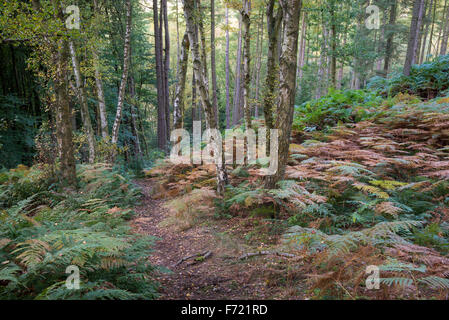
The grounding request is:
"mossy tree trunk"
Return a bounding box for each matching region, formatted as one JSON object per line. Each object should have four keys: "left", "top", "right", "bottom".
{"left": 265, "top": 0, "right": 302, "bottom": 189}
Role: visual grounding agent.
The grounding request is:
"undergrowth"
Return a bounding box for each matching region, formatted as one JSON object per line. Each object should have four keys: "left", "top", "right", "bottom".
{"left": 0, "top": 164, "right": 159, "bottom": 300}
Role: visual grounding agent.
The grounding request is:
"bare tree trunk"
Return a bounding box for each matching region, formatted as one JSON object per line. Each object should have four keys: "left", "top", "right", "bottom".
{"left": 416, "top": 0, "right": 429, "bottom": 64}
{"left": 174, "top": 33, "right": 190, "bottom": 129}
{"left": 420, "top": 0, "right": 433, "bottom": 63}
{"left": 176, "top": 0, "right": 180, "bottom": 74}
{"left": 211, "top": 0, "right": 219, "bottom": 126}
{"left": 69, "top": 41, "right": 96, "bottom": 163}
{"left": 436, "top": 0, "right": 448, "bottom": 55}
{"left": 93, "top": 50, "right": 109, "bottom": 140}
{"left": 315, "top": 24, "right": 327, "bottom": 97}
{"left": 336, "top": 31, "right": 347, "bottom": 89}
{"left": 265, "top": 0, "right": 302, "bottom": 189}
{"left": 404, "top": 0, "right": 425, "bottom": 76}
{"left": 52, "top": 0, "right": 76, "bottom": 186}
{"left": 330, "top": 4, "right": 337, "bottom": 88}
{"left": 92, "top": 0, "right": 109, "bottom": 140}
{"left": 232, "top": 16, "right": 243, "bottom": 126}
{"left": 441, "top": 0, "right": 449, "bottom": 55}
{"left": 427, "top": 0, "right": 437, "bottom": 59}
{"left": 225, "top": 6, "right": 231, "bottom": 129}
{"left": 254, "top": 11, "right": 264, "bottom": 118}
{"left": 192, "top": 72, "right": 197, "bottom": 123}
{"left": 376, "top": 7, "right": 387, "bottom": 71}
{"left": 154, "top": 0, "right": 167, "bottom": 151}
{"left": 297, "top": 11, "right": 307, "bottom": 90}
{"left": 263, "top": 0, "right": 283, "bottom": 150}
{"left": 242, "top": 0, "right": 252, "bottom": 129}
{"left": 111, "top": 0, "right": 132, "bottom": 151}
{"left": 182, "top": 0, "right": 228, "bottom": 194}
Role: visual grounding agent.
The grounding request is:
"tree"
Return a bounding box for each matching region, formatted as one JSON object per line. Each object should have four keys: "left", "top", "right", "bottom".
{"left": 153, "top": 0, "right": 168, "bottom": 151}
{"left": 211, "top": 0, "right": 219, "bottom": 126}
{"left": 404, "top": 0, "right": 425, "bottom": 76}
{"left": 232, "top": 16, "right": 243, "bottom": 126}
{"left": 69, "top": 41, "right": 96, "bottom": 163}
{"left": 440, "top": 0, "right": 449, "bottom": 55}
{"left": 265, "top": 0, "right": 302, "bottom": 189}
{"left": 384, "top": 0, "right": 397, "bottom": 73}
{"left": 241, "top": 0, "right": 252, "bottom": 129}
{"left": 182, "top": 0, "right": 228, "bottom": 194}
{"left": 263, "top": 0, "right": 283, "bottom": 150}
{"left": 297, "top": 11, "right": 307, "bottom": 89}
{"left": 162, "top": 0, "right": 171, "bottom": 142}
{"left": 92, "top": 0, "right": 109, "bottom": 140}
{"left": 111, "top": 0, "right": 132, "bottom": 151}
{"left": 225, "top": 5, "right": 231, "bottom": 129}
{"left": 174, "top": 33, "right": 190, "bottom": 129}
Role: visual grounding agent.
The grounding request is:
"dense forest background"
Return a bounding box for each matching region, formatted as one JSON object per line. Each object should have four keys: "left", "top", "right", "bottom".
{"left": 2, "top": 0, "right": 449, "bottom": 172}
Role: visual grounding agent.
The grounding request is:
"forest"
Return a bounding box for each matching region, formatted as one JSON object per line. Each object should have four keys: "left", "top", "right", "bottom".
{"left": 0, "top": 0, "right": 449, "bottom": 301}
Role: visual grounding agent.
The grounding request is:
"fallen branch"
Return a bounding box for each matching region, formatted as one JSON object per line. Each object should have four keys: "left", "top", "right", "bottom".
{"left": 239, "top": 251, "right": 297, "bottom": 260}
{"left": 173, "top": 250, "right": 212, "bottom": 267}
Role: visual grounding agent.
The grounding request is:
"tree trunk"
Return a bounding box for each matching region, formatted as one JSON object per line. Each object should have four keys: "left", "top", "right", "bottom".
{"left": 174, "top": 32, "right": 190, "bottom": 129}
{"left": 419, "top": 0, "right": 432, "bottom": 63}
{"left": 93, "top": 50, "right": 109, "bottom": 140}
{"left": 427, "top": 0, "right": 437, "bottom": 59}
{"left": 182, "top": 0, "right": 228, "bottom": 194}
{"left": 376, "top": 7, "right": 387, "bottom": 72}
{"left": 330, "top": 4, "right": 337, "bottom": 88}
{"left": 263, "top": 0, "right": 283, "bottom": 150}
{"left": 316, "top": 24, "right": 327, "bottom": 97}
{"left": 441, "top": 0, "right": 449, "bottom": 55}
{"left": 225, "top": 6, "right": 231, "bottom": 129}
{"left": 297, "top": 11, "right": 307, "bottom": 90}
{"left": 254, "top": 11, "right": 264, "bottom": 118}
{"left": 128, "top": 75, "right": 143, "bottom": 159}
{"left": 232, "top": 16, "right": 243, "bottom": 126}
{"left": 162, "top": 0, "right": 171, "bottom": 141}
{"left": 52, "top": 0, "right": 76, "bottom": 186}
{"left": 265, "top": 0, "right": 302, "bottom": 189}
{"left": 404, "top": 0, "right": 425, "bottom": 76}
{"left": 154, "top": 0, "right": 167, "bottom": 151}
{"left": 211, "top": 0, "right": 219, "bottom": 126}
{"left": 69, "top": 41, "right": 96, "bottom": 163}
{"left": 92, "top": 0, "right": 109, "bottom": 140}
{"left": 111, "top": 0, "right": 132, "bottom": 151}
{"left": 384, "top": 0, "right": 397, "bottom": 73}
{"left": 242, "top": 0, "right": 252, "bottom": 129}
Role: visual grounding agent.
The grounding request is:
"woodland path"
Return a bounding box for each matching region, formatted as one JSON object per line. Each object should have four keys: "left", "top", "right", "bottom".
{"left": 131, "top": 179, "right": 304, "bottom": 300}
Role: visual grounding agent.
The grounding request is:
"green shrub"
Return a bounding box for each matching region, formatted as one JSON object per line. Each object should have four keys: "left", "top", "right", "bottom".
{"left": 293, "top": 89, "right": 383, "bottom": 131}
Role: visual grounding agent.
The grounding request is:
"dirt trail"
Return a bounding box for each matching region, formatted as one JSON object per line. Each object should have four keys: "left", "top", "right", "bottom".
{"left": 131, "top": 179, "right": 303, "bottom": 300}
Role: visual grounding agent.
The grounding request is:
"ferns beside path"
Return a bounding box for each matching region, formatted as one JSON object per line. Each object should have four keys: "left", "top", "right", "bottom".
{"left": 0, "top": 164, "right": 159, "bottom": 300}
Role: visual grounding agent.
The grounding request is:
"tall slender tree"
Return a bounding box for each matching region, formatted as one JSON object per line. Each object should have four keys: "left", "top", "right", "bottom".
{"left": 182, "top": 0, "right": 228, "bottom": 193}
{"left": 111, "top": 0, "right": 132, "bottom": 151}
{"left": 153, "top": 0, "right": 168, "bottom": 151}
{"left": 69, "top": 41, "right": 96, "bottom": 163}
{"left": 263, "top": 0, "right": 283, "bottom": 149}
{"left": 225, "top": 6, "right": 231, "bottom": 129}
{"left": 241, "top": 0, "right": 252, "bottom": 129}
{"left": 265, "top": 0, "right": 302, "bottom": 189}
{"left": 211, "top": 0, "right": 219, "bottom": 126}
{"left": 384, "top": 0, "right": 397, "bottom": 73}
{"left": 174, "top": 33, "right": 190, "bottom": 129}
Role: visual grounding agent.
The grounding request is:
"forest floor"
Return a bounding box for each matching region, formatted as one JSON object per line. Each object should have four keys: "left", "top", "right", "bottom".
{"left": 131, "top": 179, "right": 307, "bottom": 300}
